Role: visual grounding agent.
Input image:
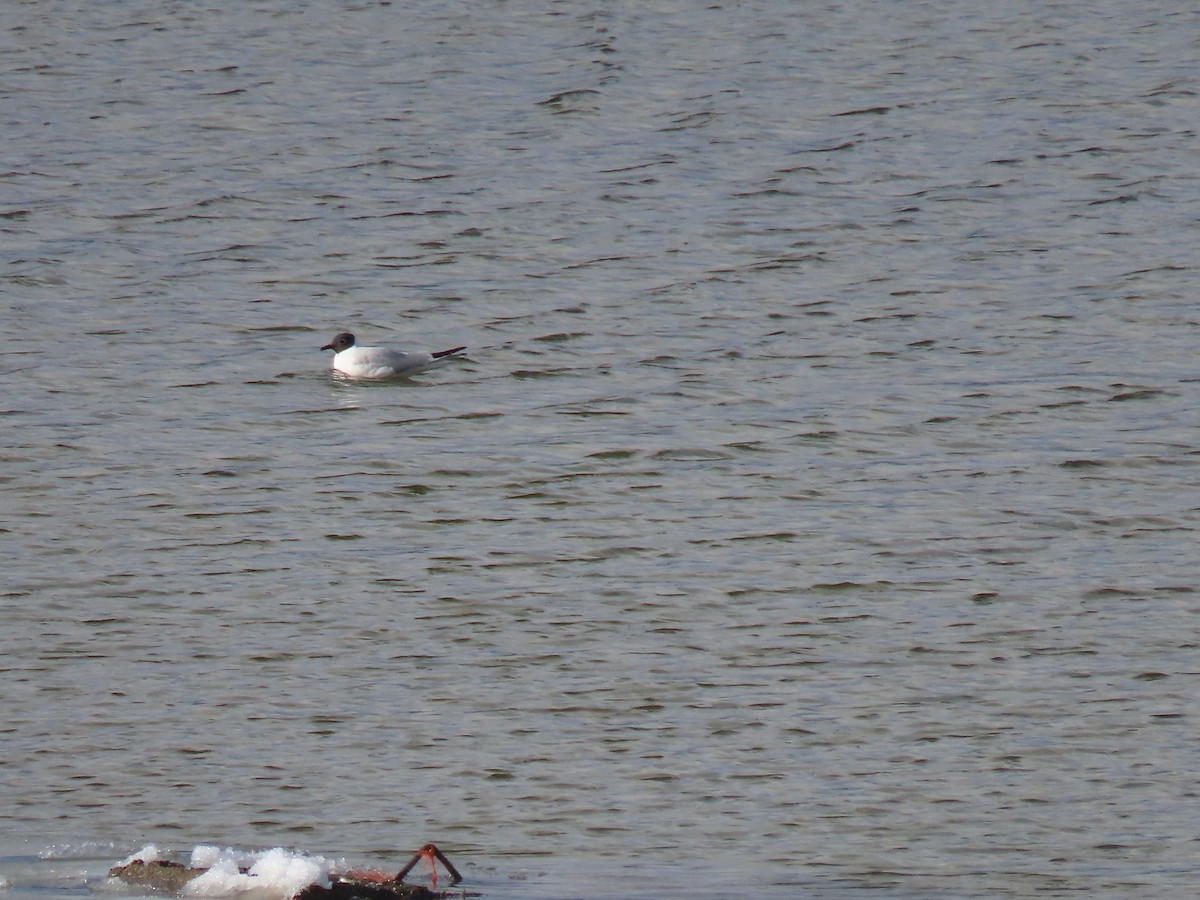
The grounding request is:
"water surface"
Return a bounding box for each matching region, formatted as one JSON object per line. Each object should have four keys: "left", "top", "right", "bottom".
{"left": 3, "top": 1, "right": 1199, "bottom": 897}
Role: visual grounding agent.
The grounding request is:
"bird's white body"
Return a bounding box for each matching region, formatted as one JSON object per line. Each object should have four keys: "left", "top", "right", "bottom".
{"left": 321, "top": 332, "right": 466, "bottom": 379}
{"left": 332, "top": 344, "right": 438, "bottom": 378}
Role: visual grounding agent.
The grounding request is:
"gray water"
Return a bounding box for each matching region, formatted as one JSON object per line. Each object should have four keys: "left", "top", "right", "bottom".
{"left": 3, "top": 1, "right": 1199, "bottom": 897}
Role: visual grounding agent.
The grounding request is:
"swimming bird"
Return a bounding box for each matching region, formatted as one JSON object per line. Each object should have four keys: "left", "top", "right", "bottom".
{"left": 320, "top": 332, "right": 467, "bottom": 379}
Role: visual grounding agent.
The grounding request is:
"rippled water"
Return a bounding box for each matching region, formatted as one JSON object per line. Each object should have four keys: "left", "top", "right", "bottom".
{"left": 3, "top": 1, "right": 1199, "bottom": 898}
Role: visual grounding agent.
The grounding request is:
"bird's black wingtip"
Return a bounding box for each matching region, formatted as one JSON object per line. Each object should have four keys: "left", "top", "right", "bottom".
{"left": 432, "top": 346, "right": 467, "bottom": 359}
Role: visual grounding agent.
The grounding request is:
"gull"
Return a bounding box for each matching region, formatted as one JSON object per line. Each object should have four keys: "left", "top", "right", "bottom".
{"left": 320, "top": 332, "right": 466, "bottom": 379}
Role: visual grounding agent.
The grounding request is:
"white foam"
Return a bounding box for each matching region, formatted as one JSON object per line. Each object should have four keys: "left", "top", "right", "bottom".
{"left": 248, "top": 849, "right": 327, "bottom": 895}
{"left": 181, "top": 847, "right": 328, "bottom": 899}
{"left": 189, "top": 846, "right": 253, "bottom": 871}
{"left": 40, "top": 842, "right": 123, "bottom": 860}
{"left": 115, "top": 845, "right": 161, "bottom": 867}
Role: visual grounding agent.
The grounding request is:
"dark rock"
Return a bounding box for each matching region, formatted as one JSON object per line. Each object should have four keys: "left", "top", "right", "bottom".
{"left": 108, "top": 860, "right": 209, "bottom": 892}
{"left": 295, "top": 877, "right": 445, "bottom": 900}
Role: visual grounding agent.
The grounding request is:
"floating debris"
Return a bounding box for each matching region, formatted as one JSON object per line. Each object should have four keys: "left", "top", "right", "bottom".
{"left": 108, "top": 844, "right": 470, "bottom": 900}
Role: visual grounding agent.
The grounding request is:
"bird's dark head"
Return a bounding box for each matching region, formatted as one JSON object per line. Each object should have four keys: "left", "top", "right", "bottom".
{"left": 321, "top": 332, "right": 356, "bottom": 352}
